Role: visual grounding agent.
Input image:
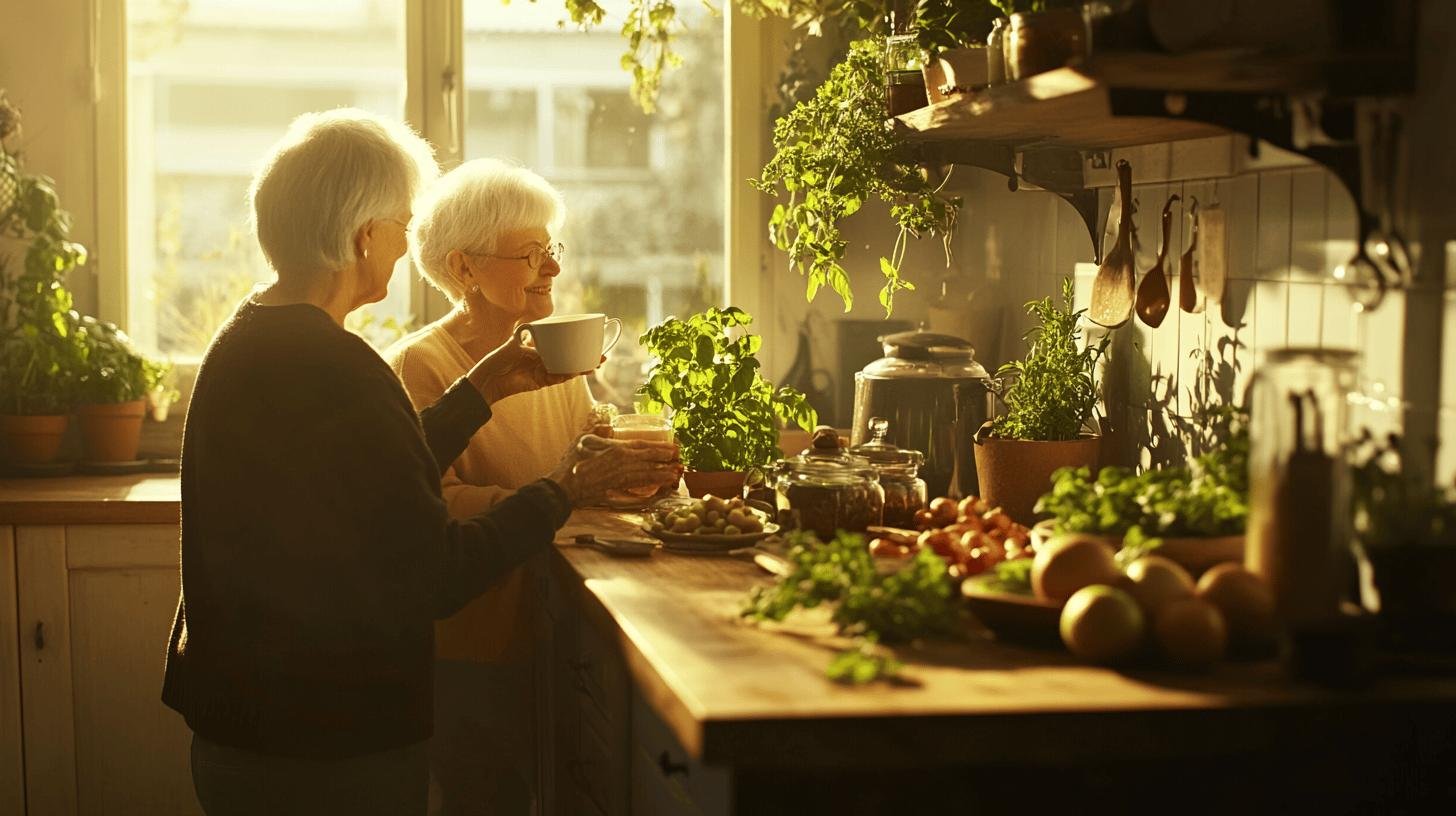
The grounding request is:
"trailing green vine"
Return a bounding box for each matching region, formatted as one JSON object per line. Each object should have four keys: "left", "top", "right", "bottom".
{"left": 752, "top": 37, "right": 960, "bottom": 315}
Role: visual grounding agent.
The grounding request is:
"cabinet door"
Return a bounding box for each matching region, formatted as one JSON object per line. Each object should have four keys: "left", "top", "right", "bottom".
{"left": 18, "top": 524, "right": 201, "bottom": 816}
{"left": 1, "top": 527, "right": 24, "bottom": 816}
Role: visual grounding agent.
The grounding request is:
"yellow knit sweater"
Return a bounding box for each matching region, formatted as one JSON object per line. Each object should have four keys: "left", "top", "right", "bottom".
{"left": 384, "top": 321, "right": 592, "bottom": 662}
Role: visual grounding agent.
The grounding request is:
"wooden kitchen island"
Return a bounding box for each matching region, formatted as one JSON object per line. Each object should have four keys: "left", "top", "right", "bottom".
{"left": 4, "top": 478, "right": 1455, "bottom": 815}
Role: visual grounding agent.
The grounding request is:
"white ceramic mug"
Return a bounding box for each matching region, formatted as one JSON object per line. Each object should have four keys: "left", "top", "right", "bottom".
{"left": 517, "top": 313, "right": 622, "bottom": 374}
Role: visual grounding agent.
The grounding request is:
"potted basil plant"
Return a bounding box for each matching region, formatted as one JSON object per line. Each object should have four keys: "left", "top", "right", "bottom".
{"left": 974, "top": 278, "right": 1107, "bottom": 523}
{"left": 636, "top": 306, "right": 817, "bottom": 498}
{"left": 0, "top": 91, "right": 88, "bottom": 466}
{"left": 74, "top": 317, "right": 173, "bottom": 463}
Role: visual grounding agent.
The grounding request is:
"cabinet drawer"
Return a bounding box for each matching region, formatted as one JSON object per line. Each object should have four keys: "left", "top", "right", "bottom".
{"left": 629, "top": 688, "right": 731, "bottom": 816}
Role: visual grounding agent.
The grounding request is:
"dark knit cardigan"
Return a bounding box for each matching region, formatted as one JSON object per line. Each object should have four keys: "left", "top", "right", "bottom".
{"left": 162, "top": 300, "right": 570, "bottom": 758}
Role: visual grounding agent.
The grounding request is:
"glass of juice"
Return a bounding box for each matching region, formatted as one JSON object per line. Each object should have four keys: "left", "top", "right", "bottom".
{"left": 607, "top": 414, "right": 677, "bottom": 501}
{"left": 610, "top": 413, "right": 674, "bottom": 443}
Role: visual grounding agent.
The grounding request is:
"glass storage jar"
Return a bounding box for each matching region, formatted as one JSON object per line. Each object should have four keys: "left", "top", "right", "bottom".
{"left": 850, "top": 417, "right": 927, "bottom": 529}
{"left": 1247, "top": 348, "right": 1358, "bottom": 631}
{"left": 772, "top": 428, "right": 885, "bottom": 541}
{"left": 1007, "top": 8, "right": 1087, "bottom": 80}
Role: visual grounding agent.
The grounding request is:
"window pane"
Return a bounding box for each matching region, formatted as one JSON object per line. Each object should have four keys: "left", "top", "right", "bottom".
{"left": 126, "top": 0, "right": 412, "bottom": 357}
{"left": 462, "top": 1, "right": 725, "bottom": 409}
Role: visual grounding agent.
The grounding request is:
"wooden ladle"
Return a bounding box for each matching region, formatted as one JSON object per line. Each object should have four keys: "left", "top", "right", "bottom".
{"left": 1090, "top": 159, "right": 1136, "bottom": 328}
{"left": 1179, "top": 198, "right": 1202, "bottom": 313}
{"left": 1135, "top": 194, "right": 1179, "bottom": 328}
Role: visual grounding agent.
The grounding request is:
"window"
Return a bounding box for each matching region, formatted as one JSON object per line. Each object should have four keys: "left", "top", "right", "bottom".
{"left": 463, "top": 0, "right": 724, "bottom": 396}
{"left": 126, "top": 0, "right": 411, "bottom": 356}
{"left": 120, "top": 0, "right": 727, "bottom": 364}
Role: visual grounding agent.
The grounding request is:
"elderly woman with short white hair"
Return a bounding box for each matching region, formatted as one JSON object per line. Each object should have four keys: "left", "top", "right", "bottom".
{"left": 384, "top": 158, "right": 680, "bottom": 814}
{"left": 163, "top": 111, "right": 679, "bottom": 816}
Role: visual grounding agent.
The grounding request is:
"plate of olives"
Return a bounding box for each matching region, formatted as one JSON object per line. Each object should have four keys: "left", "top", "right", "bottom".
{"left": 642, "top": 494, "right": 778, "bottom": 547}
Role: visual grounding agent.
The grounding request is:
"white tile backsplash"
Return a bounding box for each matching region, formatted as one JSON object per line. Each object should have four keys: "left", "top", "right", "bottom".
{"left": 1255, "top": 170, "right": 1293, "bottom": 281}
{"left": 1321, "top": 284, "right": 1359, "bottom": 350}
{"left": 1287, "top": 282, "right": 1324, "bottom": 346}
{"left": 1253, "top": 279, "right": 1290, "bottom": 350}
{"left": 1290, "top": 170, "right": 1327, "bottom": 282}
{"left": 1359, "top": 290, "right": 1406, "bottom": 400}
{"left": 1443, "top": 292, "right": 1456, "bottom": 409}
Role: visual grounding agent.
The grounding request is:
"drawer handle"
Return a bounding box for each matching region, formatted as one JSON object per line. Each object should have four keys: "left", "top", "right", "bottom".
{"left": 33, "top": 621, "right": 45, "bottom": 651}
{"left": 658, "top": 750, "right": 689, "bottom": 779}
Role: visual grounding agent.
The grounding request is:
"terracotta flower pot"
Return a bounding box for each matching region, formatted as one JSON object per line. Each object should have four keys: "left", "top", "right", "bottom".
{"left": 923, "top": 46, "right": 990, "bottom": 102}
{"left": 0, "top": 414, "right": 70, "bottom": 465}
{"left": 973, "top": 431, "right": 1100, "bottom": 525}
{"left": 682, "top": 470, "right": 746, "bottom": 500}
{"left": 76, "top": 399, "right": 146, "bottom": 463}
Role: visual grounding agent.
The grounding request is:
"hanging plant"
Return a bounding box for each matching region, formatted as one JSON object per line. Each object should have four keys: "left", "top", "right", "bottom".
{"left": 752, "top": 36, "right": 960, "bottom": 315}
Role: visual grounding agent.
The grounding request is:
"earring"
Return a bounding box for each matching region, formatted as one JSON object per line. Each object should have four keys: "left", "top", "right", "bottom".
{"left": 469, "top": 284, "right": 480, "bottom": 294}
{"left": 363, "top": 248, "right": 370, "bottom": 260}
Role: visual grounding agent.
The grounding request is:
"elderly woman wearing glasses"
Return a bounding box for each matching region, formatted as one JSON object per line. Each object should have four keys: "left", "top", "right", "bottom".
{"left": 383, "top": 158, "right": 680, "bottom": 814}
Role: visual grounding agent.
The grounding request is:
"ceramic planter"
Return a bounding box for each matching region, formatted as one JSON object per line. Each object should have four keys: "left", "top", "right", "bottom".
{"left": 1030, "top": 520, "right": 1245, "bottom": 577}
{"left": 973, "top": 431, "right": 1100, "bottom": 524}
{"left": 76, "top": 399, "right": 146, "bottom": 463}
{"left": 1366, "top": 545, "right": 1456, "bottom": 652}
{"left": 682, "top": 470, "right": 746, "bottom": 500}
{"left": 0, "top": 413, "right": 70, "bottom": 465}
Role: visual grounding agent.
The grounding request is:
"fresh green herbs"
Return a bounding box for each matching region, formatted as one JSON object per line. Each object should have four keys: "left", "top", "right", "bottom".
{"left": 742, "top": 531, "right": 964, "bottom": 683}
{"left": 991, "top": 278, "right": 1108, "bottom": 442}
{"left": 826, "top": 635, "right": 904, "bottom": 685}
{"left": 1352, "top": 430, "right": 1456, "bottom": 549}
{"left": 637, "top": 306, "right": 816, "bottom": 472}
{"left": 1, "top": 94, "right": 89, "bottom": 416}
{"left": 1036, "top": 415, "right": 1250, "bottom": 540}
{"left": 753, "top": 37, "right": 961, "bottom": 316}
{"left": 74, "top": 317, "right": 173, "bottom": 406}
{"left": 980, "top": 556, "right": 1035, "bottom": 594}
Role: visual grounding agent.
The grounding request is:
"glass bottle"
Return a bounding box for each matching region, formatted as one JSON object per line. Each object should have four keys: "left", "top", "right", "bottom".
{"left": 1247, "top": 349, "right": 1359, "bottom": 631}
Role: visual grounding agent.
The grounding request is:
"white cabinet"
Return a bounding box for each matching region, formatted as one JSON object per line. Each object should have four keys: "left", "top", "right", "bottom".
{"left": 1, "top": 527, "right": 25, "bottom": 816}
{"left": 9, "top": 524, "right": 200, "bottom": 816}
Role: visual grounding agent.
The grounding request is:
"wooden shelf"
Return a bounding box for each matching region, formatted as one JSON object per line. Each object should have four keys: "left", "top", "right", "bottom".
{"left": 896, "top": 66, "right": 1224, "bottom": 150}
{"left": 894, "top": 52, "right": 1413, "bottom": 152}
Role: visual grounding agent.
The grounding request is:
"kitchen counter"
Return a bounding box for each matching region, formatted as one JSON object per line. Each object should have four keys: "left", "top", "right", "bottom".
{"left": 6, "top": 477, "right": 1455, "bottom": 805}
{"left": 553, "top": 511, "right": 1456, "bottom": 772}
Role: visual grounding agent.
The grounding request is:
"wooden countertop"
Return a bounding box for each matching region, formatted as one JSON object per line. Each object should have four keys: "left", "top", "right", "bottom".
{"left": 0, "top": 474, "right": 180, "bottom": 524}
{"left": 554, "top": 510, "right": 1456, "bottom": 769}
{"left": 7, "top": 481, "right": 1455, "bottom": 770}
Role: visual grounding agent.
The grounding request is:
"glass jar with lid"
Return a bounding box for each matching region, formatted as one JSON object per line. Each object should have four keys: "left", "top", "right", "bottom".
{"left": 850, "top": 417, "right": 927, "bottom": 529}
{"left": 772, "top": 427, "right": 885, "bottom": 541}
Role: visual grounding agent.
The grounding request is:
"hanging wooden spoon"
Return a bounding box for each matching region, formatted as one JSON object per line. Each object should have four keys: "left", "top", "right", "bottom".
{"left": 1179, "top": 197, "right": 1203, "bottom": 313}
{"left": 1090, "top": 159, "right": 1137, "bottom": 328}
{"left": 1135, "top": 194, "right": 1179, "bottom": 328}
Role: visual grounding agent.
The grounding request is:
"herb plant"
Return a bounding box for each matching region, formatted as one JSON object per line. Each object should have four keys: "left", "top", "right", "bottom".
{"left": 742, "top": 530, "right": 964, "bottom": 683}
{"left": 753, "top": 37, "right": 961, "bottom": 316}
{"left": 75, "top": 317, "right": 173, "bottom": 405}
{"left": 1351, "top": 430, "right": 1456, "bottom": 549}
{"left": 636, "top": 306, "right": 817, "bottom": 472}
{"left": 991, "top": 277, "right": 1108, "bottom": 441}
{"left": 1, "top": 91, "right": 88, "bottom": 415}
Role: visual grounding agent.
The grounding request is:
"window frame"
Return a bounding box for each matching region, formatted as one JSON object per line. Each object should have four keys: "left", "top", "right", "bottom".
{"left": 91, "top": 0, "right": 765, "bottom": 350}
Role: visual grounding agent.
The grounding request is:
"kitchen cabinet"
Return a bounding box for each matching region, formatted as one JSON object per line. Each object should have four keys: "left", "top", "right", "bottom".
{"left": 1, "top": 527, "right": 24, "bottom": 816}
{"left": 8, "top": 523, "right": 198, "bottom": 816}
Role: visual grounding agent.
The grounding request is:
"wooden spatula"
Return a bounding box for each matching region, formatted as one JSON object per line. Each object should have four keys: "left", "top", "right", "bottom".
{"left": 1090, "top": 159, "right": 1136, "bottom": 328}
{"left": 1135, "top": 194, "right": 1179, "bottom": 328}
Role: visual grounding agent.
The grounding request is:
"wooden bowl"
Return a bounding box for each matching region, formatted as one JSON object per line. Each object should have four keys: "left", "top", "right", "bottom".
{"left": 962, "top": 577, "right": 1062, "bottom": 644}
{"left": 1030, "top": 520, "right": 1244, "bottom": 576}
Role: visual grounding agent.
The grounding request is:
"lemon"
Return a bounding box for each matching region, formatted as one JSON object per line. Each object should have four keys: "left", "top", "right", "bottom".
{"left": 1123, "top": 555, "right": 1195, "bottom": 615}
{"left": 1033, "top": 535, "right": 1120, "bottom": 602}
{"left": 1153, "top": 596, "right": 1227, "bottom": 667}
{"left": 1060, "top": 584, "right": 1145, "bottom": 663}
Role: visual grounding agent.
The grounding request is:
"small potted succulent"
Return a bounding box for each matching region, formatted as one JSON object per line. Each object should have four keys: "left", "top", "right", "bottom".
{"left": 636, "top": 306, "right": 817, "bottom": 498}
{"left": 74, "top": 317, "right": 173, "bottom": 463}
{"left": 974, "top": 278, "right": 1107, "bottom": 523}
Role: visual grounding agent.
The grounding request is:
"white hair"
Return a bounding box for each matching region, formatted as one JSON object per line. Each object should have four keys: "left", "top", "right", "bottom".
{"left": 249, "top": 108, "right": 438, "bottom": 279}
{"left": 409, "top": 158, "right": 566, "bottom": 303}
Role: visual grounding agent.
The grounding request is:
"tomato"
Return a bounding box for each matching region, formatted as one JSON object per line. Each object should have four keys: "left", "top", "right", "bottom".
{"left": 896, "top": 544, "right": 914, "bottom": 558}
{"left": 913, "top": 509, "right": 936, "bottom": 530}
{"left": 959, "top": 555, "right": 990, "bottom": 576}
{"left": 919, "top": 529, "right": 956, "bottom": 558}
{"left": 929, "top": 497, "right": 959, "bottom": 526}
{"left": 869, "top": 538, "right": 899, "bottom": 558}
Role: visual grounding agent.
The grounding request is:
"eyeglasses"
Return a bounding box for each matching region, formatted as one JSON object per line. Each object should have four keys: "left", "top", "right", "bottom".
{"left": 470, "top": 242, "right": 565, "bottom": 272}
